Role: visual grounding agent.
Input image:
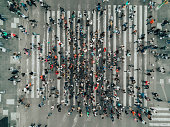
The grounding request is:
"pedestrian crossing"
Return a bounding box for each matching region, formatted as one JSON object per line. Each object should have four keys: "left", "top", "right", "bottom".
{"left": 149, "top": 107, "right": 170, "bottom": 126}
{"left": 19, "top": 5, "right": 150, "bottom": 108}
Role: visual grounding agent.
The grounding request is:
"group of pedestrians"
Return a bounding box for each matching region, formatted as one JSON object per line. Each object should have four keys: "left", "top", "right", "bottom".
{"left": 1, "top": 0, "right": 169, "bottom": 126}
{"left": 35, "top": 1, "right": 168, "bottom": 124}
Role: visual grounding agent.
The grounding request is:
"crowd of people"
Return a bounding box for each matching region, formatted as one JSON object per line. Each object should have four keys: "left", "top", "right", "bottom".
{"left": 0, "top": 0, "right": 169, "bottom": 127}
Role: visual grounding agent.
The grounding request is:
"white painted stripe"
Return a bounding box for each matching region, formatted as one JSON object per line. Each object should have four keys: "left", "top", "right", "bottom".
{"left": 94, "top": 9, "right": 97, "bottom": 87}
{"left": 47, "top": 10, "right": 50, "bottom": 24}
{"left": 113, "top": 5, "right": 116, "bottom": 76}
{"left": 129, "top": 5, "right": 132, "bottom": 44}
{"left": 113, "top": 5, "right": 116, "bottom": 53}
{"left": 108, "top": 5, "right": 111, "bottom": 86}
{"left": 93, "top": 9, "right": 96, "bottom": 34}
{"left": 161, "top": 83, "right": 168, "bottom": 101}
{"left": 87, "top": 11, "right": 90, "bottom": 59}
{"left": 46, "top": 10, "right": 50, "bottom": 105}
{"left": 160, "top": 79, "right": 164, "bottom": 84}
{"left": 51, "top": 11, "right": 55, "bottom": 103}
{"left": 72, "top": 114, "right": 79, "bottom": 127}
{"left": 123, "top": 6, "right": 127, "bottom": 107}
{"left": 77, "top": 10, "right": 80, "bottom": 97}
{"left": 93, "top": 10, "right": 96, "bottom": 106}
{"left": 66, "top": 10, "right": 70, "bottom": 106}
{"left": 62, "top": 113, "right": 69, "bottom": 123}
{"left": 52, "top": 11, "right": 55, "bottom": 44}
{"left": 73, "top": 12, "right": 76, "bottom": 105}
{"left": 57, "top": 10, "right": 61, "bottom": 104}
{"left": 149, "top": 123, "right": 170, "bottom": 126}
{"left": 62, "top": 11, "right": 66, "bottom": 102}
{"left": 52, "top": 11, "right": 55, "bottom": 18}
{"left": 43, "top": 11, "right": 47, "bottom": 102}
{"left": 103, "top": 6, "right": 107, "bottom": 91}
{"left": 150, "top": 107, "right": 170, "bottom": 111}
{"left": 151, "top": 118, "right": 170, "bottom": 121}
{"left": 152, "top": 113, "right": 170, "bottom": 116}
{"left": 108, "top": 5, "right": 111, "bottom": 50}
{"left": 139, "top": 5, "right": 144, "bottom": 107}
{"left": 128, "top": 5, "right": 132, "bottom": 107}
{"left": 36, "top": 35, "right": 40, "bottom": 98}
{"left": 139, "top": 6, "right": 142, "bottom": 37}
{"left": 168, "top": 79, "right": 170, "bottom": 83}
{"left": 47, "top": 10, "right": 50, "bottom": 56}
{"left": 144, "top": 6, "right": 147, "bottom": 42}
{"left": 133, "top": 5, "right": 138, "bottom": 103}
{"left": 83, "top": 10, "right": 86, "bottom": 94}
{"left": 25, "top": 58, "right": 29, "bottom": 97}
{"left": 113, "top": 5, "right": 116, "bottom": 107}
{"left": 87, "top": 11, "right": 92, "bottom": 105}
{"left": 117, "top": 5, "right": 122, "bottom": 104}
{"left": 26, "top": 58, "right": 29, "bottom": 84}
{"left": 144, "top": 5, "right": 148, "bottom": 107}
{"left": 42, "top": 12, "right": 46, "bottom": 75}
{"left": 31, "top": 35, "right": 35, "bottom": 98}
{"left": 67, "top": 11, "right": 70, "bottom": 53}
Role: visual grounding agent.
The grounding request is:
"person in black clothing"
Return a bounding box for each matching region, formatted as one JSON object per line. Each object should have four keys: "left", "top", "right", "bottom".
{"left": 29, "top": 71, "right": 33, "bottom": 75}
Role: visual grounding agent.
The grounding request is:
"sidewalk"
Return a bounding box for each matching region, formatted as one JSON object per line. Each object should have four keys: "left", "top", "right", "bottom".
{"left": 0, "top": 0, "right": 20, "bottom": 126}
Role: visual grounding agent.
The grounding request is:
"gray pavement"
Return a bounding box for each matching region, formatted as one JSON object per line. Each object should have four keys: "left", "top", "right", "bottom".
{"left": 0, "top": 0, "right": 170, "bottom": 127}
{"left": 0, "top": 0, "right": 20, "bottom": 126}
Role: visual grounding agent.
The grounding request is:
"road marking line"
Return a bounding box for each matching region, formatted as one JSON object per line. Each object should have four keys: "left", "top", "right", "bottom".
{"left": 133, "top": 5, "right": 138, "bottom": 103}
{"left": 144, "top": 5, "right": 148, "bottom": 107}
{"left": 150, "top": 107, "right": 170, "bottom": 111}
{"left": 57, "top": 10, "right": 61, "bottom": 104}
{"left": 93, "top": 9, "right": 96, "bottom": 106}
{"left": 123, "top": 5, "right": 127, "bottom": 107}
{"left": 160, "top": 79, "right": 164, "bottom": 84}
{"left": 152, "top": 113, "right": 170, "bottom": 116}
{"left": 36, "top": 35, "right": 40, "bottom": 98}
{"left": 113, "top": 5, "right": 117, "bottom": 107}
{"left": 128, "top": 5, "right": 132, "bottom": 107}
{"left": 62, "top": 11, "right": 66, "bottom": 102}
{"left": 66, "top": 10, "right": 70, "bottom": 106}
{"left": 103, "top": 6, "right": 107, "bottom": 91}
{"left": 149, "top": 123, "right": 170, "bottom": 126}
{"left": 31, "top": 35, "right": 35, "bottom": 98}
{"left": 72, "top": 114, "right": 79, "bottom": 127}
{"left": 151, "top": 118, "right": 170, "bottom": 121}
